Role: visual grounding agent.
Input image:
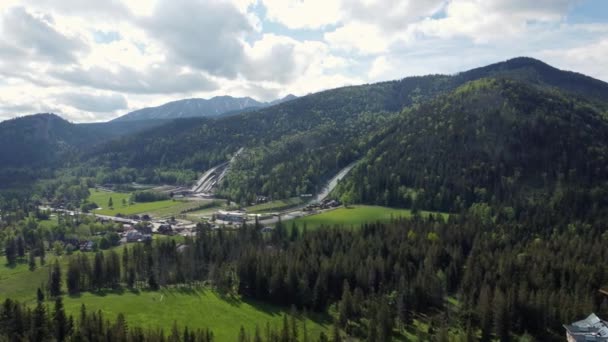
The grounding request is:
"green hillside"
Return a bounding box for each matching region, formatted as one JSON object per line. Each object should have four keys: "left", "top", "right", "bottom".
{"left": 335, "top": 77, "right": 608, "bottom": 216}
{"left": 84, "top": 57, "right": 608, "bottom": 205}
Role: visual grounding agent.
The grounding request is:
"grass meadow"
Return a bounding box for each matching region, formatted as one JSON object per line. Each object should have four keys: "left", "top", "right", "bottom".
{"left": 290, "top": 205, "right": 447, "bottom": 230}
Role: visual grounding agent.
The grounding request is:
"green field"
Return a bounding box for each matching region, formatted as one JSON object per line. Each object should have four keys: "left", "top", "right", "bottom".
{"left": 146, "top": 200, "right": 221, "bottom": 219}
{"left": 246, "top": 197, "right": 304, "bottom": 213}
{"left": 0, "top": 254, "right": 329, "bottom": 340}
{"left": 63, "top": 290, "right": 329, "bottom": 341}
{"left": 89, "top": 189, "right": 184, "bottom": 217}
{"left": 0, "top": 256, "right": 62, "bottom": 304}
{"left": 290, "top": 205, "right": 447, "bottom": 230}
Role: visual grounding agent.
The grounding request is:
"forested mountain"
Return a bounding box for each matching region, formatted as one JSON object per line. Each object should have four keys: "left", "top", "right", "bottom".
{"left": 0, "top": 114, "right": 170, "bottom": 168}
{"left": 0, "top": 114, "right": 166, "bottom": 186}
{"left": 2, "top": 57, "right": 607, "bottom": 205}
{"left": 112, "top": 94, "right": 298, "bottom": 122}
{"left": 335, "top": 78, "right": 608, "bottom": 216}
{"left": 85, "top": 57, "right": 608, "bottom": 205}
{"left": 85, "top": 73, "right": 453, "bottom": 194}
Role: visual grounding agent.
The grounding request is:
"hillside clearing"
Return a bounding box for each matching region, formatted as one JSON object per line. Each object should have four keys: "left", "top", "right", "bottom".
{"left": 290, "top": 205, "right": 447, "bottom": 230}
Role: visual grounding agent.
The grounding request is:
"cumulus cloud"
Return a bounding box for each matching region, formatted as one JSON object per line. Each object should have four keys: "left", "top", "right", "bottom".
{"left": 0, "top": 0, "right": 606, "bottom": 122}
{"left": 59, "top": 92, "right": 128, "bottom": 112}
{"left": 539, "top": 38, "right": 608, "bottom": 81}
{"left": 411, "top": 0, "right": 579, "bottom": 43}
{"left": 52, "top": 65, "right": 218, "bottom": 94}
{"left": 0, "top": 7, "right": 87, "bottom": 64}
{"left": 140, "top": 0, "right": 253, "bottom": 78}
{"left": 260, "top": 0, "right": 342, "bottom": 29}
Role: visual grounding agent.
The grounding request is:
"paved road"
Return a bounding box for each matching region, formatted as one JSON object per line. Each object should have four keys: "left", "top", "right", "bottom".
{"left": 258, "top": 160, "right": 360, "bottom": 225}
{"left": 313, "top": 161, "right": 358, "bottom": 203}
{"left": 191, "top": 147, "right": 244, "bottom": 194}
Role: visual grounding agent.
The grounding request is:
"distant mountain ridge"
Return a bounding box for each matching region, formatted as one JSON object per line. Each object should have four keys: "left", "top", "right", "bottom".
{"left": 112, "top": 94, "right": 298, "bottom": 122}
{"left": 0, "top": 113, "right": 165, "bottom": 170}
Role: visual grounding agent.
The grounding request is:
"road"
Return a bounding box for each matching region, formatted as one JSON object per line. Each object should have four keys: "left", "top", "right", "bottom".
{"left": 258, "top": 160, "right": 360, "bottom": 225}
{"left": 313, "top": 161, "right": 358, "bottom": 203}
{"left": 191, "top": 147, "right": 244, "bottom": 194}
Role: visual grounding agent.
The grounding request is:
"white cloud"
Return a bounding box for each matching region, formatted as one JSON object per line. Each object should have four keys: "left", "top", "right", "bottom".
{"left": 0, "top": 7, "right": 88, "bottom": 64}
{"left": 368, "top": 56, "right": 391, "bottom": 80}
{"left": 261, "top": 0, "right": 342, "bottom": 29}
{"left": 59, "top": 92, "right": 128, "bottom": 112}
{"left": 411, "top": 0, "right": 579, "bottom": 43}
{"left": 140, "top": 0, "right": 254, "bottom": 78}
{"left": 0, "top": 0, "right": 606, "bottom": 122}
{"left": 539, "top": 38, "right": 608, "bottom": 81}
{"left": 325, "top": 22, "right": 393, "bottom": 55}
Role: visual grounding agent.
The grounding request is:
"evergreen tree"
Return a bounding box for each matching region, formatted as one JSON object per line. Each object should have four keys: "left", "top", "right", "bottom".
{"left": 53, "top": 296, "right": 70, "bottom": 342}
{"left": 37, "top": 288, "right": 45, "bottom": 303}
{"left": 16, "top": 235, "right": 25, "bottom": 258}
{"left": 5, "top": 238, "right": 16, "bottom": 265}
{"left": 29, "top": 251, "right": 36, "bottom": 271}
{"left": 493, "top": 288, "right": 509, "bottom": 342}
{"left": 48, "top": 260, "right": 62, "bottom": 297}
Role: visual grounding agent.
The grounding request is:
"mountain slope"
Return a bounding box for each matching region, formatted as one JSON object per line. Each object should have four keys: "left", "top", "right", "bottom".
{"left": 0, "top": 114, "right": 166, "bottom": 170}
{"left": 335, "top": 78, "right": 608, "bottom": 215}
{"left": 86, "top": 57, "right": 608, "bottom": 203}
{"left": 112, "top": 95, "right": 298, "bottom": 122}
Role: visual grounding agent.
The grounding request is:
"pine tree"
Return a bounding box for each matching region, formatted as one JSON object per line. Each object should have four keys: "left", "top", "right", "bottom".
{"left": 53, "top": 296, "right": 69, "bottom": 342}
{"left": 478, "top": 285, "right": 493, "bottom": 342}
{"left": 48, "top": 260, "right": 62, "bottom": 297}
{"left": 37, "top": 287, "right": 45, "bottom": 303}
{"left": 29, "top": 251, "right": 36, "bottom": 271}
{"left": 67, "top": 258, "right": 81, "bottom": 295}
{"left": 338, "top": 280, "right": 352, "bottom": 327}
{"left": 93, "top": 252, "right": 104, "bottom": 290}
{"left": 170, "top": 321, "right": 180, "bottom": 342}
{"left": 108, "top": 197, "right": 114, "bottom": 209}
{"left": 493, "top": 288, "right": 509, "bottom": 342}
{"left": 32, "top": 300, "right": 48, "bottom": 341}
{"left": 16, "top": 235, "right": 25, "bottom": 258}
{"left": 112, "top": 312, "right": 129, "bottom": 342}
{"left": 254, "top": 325, "right": 262, "bottom": 342}
{"left": 39, "top": 239, "right": 46, "bottom": 265}
{"left": 332, "top": 323, "right": 341, "bottom": 342}
{"left": 5, "top": 238, "right": 16, "bottom": 266}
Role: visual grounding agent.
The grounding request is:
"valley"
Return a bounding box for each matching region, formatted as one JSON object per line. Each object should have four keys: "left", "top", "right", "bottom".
{"left": 1, "top": 57, "right": 608, "bottom": 341}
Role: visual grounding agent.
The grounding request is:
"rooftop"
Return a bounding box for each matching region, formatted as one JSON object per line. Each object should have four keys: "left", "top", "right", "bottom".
{"left": 564, "top": 313, "right": 608, "bottom": 341}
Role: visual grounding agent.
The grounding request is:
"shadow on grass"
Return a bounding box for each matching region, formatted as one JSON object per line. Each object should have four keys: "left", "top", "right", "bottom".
{"left": 84, "top": 287, "right": 128, "bottom": 297}
{"left": 239, "top": 297, "right": 333, "bottom": 328}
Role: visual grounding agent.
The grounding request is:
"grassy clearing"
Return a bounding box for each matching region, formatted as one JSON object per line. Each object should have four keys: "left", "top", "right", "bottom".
{"left": 0, "top": 255, "right": 63, "bottom": 304}
{"left": 88, "top": 189, "right": 131, "bottom": 209}
{"left": 145, "top": 200, "right": 218, "bottom": 219}
{"left": 89, "top": 188, "right": 183, "bottom": 217}
{"left": 38, "top": 215, "right": 58, "bottom": 229}
{"left": 246, "top": 197, "right": 304, "bottom": 213}
{"left": 94, "top": 200, "right": 179, "bottom": 216}
{"left": 290, "top": 205, "right": 447, "bottom": 230}
{"left": 0, "top": 253, "right": 329, "bottom": 341}
{"left": 63, "top": 289, "right": 330, "bottom": 341}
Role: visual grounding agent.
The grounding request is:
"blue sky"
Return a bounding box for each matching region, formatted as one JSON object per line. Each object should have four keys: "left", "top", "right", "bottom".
{"left": 0, "top": 0, "right": 606, "bottom": 122}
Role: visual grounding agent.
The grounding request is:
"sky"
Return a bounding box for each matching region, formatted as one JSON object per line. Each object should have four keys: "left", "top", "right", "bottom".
{"left": 0, "top": 0, "right": 606, "bottom": 123}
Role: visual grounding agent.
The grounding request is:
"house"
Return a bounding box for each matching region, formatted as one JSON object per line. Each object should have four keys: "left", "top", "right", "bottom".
{"left": 157, "top": 224, "right": 174, "bottom": 235}
{"left": 216, "top": 210, "right": 246, "bottom": 223}
{"left": 564, "top": 313, "right": 608, "bottom": 341}
{"left": 176, "top": 244, "right": 189, "bottom": 254}
{"left": 256, "top": 195, "right": 269, "bottom": 203}
{"left": 79, "top": 240, "right": 94, "bottom": 252}
{"left": 136, "top": 224, "right": 153, "bottom": 234}
{"left": 126, "top": 230, "right": 143, "bottom": 242}
{"left": 261, "top": 227, "right": 274, "bottom": 234}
